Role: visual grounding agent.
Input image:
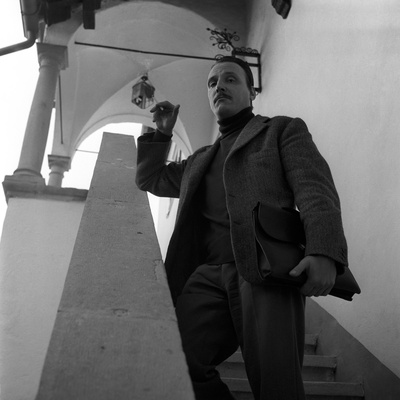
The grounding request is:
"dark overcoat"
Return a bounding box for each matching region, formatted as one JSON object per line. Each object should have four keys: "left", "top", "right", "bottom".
{"left": 136, "top": 115, "right": 348, "bottom": 301}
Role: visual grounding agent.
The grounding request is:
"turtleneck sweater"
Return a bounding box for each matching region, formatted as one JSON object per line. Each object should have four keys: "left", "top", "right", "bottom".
{"left": 198, "top": 107, "right": 254, "bottom": 264}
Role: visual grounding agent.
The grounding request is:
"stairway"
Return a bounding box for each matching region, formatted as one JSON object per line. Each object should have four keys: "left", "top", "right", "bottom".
{"left": 217, "top": 334, "right": 365, "bottom": 400}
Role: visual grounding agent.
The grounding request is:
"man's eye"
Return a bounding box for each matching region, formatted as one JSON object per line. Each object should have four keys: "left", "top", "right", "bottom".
{"left": 208, "top": 81, "right": 216, "bottom": 88}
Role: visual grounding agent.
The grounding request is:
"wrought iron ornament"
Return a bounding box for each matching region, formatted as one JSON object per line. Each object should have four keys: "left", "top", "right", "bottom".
{"left": 207, "top": 27, "right": 262, "bottom": 93}
{"left": 233, "top": 47, "right": 259, "bottom": 55}
{"left": 207, "top": 28, "right": 239, "bottom": 53}
{"left": 207, "top": 27, "right": 260, "bottom": 56}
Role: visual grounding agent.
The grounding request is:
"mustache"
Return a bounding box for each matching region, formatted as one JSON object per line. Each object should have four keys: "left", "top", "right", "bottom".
{"left": 214, "top": 94, "right": 231, "bottom": 104}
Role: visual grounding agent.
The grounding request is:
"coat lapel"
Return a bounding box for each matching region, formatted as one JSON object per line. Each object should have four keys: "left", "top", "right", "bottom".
{"left": 227, "top": 115, "right": 270, "bottom": 159}
{"left": 179, "top": 138, "right": 221, "bottom": 204}
{"left": 180, "top": 115, "right": 268, "bottom": 206}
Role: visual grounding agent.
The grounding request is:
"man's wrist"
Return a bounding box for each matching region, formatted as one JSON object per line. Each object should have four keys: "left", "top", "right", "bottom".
{"left": 159, "top": 129, "right": 173, "bottom": 137}
{"left": 154, "top": 129, "right": 172, "bottom": 142}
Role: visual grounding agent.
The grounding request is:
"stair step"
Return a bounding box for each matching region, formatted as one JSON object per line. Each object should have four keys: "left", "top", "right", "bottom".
{"left": 218, "top": 333, "right": 364, "bottom": 398}
{"left": 218, "top": 354, "right": 336, "bottom": 382}
{"left": 304, "top": 381, "right": 364, "bottom": 399}
{"left": 222, "top": 352, "right": 335, "bottom": 367}
{"left": 303, "top": 355, "right": 337, "bottom": 382}
{"left": 222, "top": 378, "right": 364, "bottom": 399}
{"left": 222, "top": 333, "right": 319, "bottom": 365}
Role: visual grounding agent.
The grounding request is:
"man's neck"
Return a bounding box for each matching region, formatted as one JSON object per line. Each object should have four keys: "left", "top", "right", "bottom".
{"left": 218, "top": 107, "right": 254, "bottom": 136}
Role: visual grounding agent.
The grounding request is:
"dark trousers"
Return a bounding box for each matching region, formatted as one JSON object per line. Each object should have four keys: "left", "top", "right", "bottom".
{"left": 175, "top": 263, "right": 306, "bottom": 400}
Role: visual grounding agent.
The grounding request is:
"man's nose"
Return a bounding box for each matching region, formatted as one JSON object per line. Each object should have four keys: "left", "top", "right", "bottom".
{"left": 216, "top": 83, "right": 225, "bottom": 92}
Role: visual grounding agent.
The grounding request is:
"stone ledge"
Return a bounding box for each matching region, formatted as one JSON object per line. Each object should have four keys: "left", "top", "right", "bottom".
{"left": 35, "top": 133, "right": 194, "bottom": 400}
{"left": 2, "top": 175, "right": 88, "bottom": 203}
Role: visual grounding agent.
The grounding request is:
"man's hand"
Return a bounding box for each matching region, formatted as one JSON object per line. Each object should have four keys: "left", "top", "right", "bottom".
{"left": 150, "top": 101, "right": 180, "bottom": 136}
{"left": 289, "top": 255, "right": 337, "bottom": 297}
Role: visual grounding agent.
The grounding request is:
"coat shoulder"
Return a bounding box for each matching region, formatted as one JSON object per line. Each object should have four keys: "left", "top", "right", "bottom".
{"left": 255, "top": 114, "right": 295, "bottom": 126}
{"left": 254, "top": 115, "right": 309, "bottom": 135}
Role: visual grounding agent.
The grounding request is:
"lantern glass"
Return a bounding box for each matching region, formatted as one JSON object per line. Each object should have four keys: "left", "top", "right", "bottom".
{"left": 131, "top": 76, "right": 155, "bottom": 109}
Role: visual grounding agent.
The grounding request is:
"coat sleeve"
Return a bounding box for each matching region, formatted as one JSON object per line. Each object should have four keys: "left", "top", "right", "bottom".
{"left": 278, "top": 118, "right": 348, "bottom": 270}
{"left": 135, "top": 131, "right": 187, "bottom": 198}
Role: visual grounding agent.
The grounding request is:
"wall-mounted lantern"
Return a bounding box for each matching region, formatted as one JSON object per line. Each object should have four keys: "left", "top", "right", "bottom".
{"left": 131, "top": 75, "right": 155, "bottom": 109}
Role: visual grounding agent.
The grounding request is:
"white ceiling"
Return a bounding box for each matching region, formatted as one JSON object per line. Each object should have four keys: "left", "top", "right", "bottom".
{"left": 45, "top": 0, "right": 250, "bottom": 158}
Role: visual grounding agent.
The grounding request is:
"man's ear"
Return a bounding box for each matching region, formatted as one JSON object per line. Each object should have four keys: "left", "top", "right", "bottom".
{"left": 250, "top": 87, "right": 257, "bottom": 101}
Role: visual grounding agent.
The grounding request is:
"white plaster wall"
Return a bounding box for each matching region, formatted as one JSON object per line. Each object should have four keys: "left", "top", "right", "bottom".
{"left": 0, "top": 198, "right": 85, "bottom": 399}
{"left": 249, "top": 0, "right": 400, "bottom": 376}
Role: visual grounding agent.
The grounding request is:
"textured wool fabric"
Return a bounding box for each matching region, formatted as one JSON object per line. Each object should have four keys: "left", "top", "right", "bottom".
{"left": 136, "top": 115, "right": 347, "bottom": 302}
{"left": 198, "top": 107, "right": 254, "bottom": 264}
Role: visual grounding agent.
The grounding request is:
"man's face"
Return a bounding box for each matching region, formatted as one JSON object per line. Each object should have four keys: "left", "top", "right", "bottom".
{"left": 207, "top": 62, "right": 255, "bottom": 120}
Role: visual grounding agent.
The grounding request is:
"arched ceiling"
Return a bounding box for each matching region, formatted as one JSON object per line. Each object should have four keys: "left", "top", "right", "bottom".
{"left": 45, "top": 0, "right": 251, "bottom": 159}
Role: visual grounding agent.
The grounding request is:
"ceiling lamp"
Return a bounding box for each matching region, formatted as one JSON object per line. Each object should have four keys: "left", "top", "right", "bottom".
{"left": 131, "top": 75, "right": 155, "bottom": 109}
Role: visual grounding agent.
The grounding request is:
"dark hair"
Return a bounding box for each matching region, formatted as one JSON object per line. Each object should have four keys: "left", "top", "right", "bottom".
{"left": 212, "top": 56, "right": 254, "bottom": 88}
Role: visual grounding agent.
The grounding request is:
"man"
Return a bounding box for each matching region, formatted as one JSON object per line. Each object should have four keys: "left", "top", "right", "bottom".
{"left": 136, "top": 57, "right": 347, "bottom": 400}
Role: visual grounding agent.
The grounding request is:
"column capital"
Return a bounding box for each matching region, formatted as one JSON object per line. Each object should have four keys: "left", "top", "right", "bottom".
{"left": 48, "top": 154, "right": 71, "bottom": 171}
{"left": 37, "top": 43, "right": 68, "bottom": 70}
{"left": 48, "top": 155, "right": 72, "bottom": 187}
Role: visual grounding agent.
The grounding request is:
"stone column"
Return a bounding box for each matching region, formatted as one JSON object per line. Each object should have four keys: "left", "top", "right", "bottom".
{"left": 48, "top": 155, "right": 71, "bottom": 187}
{"left": 13, "top": 43, "right": 68, "bottom": 182}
